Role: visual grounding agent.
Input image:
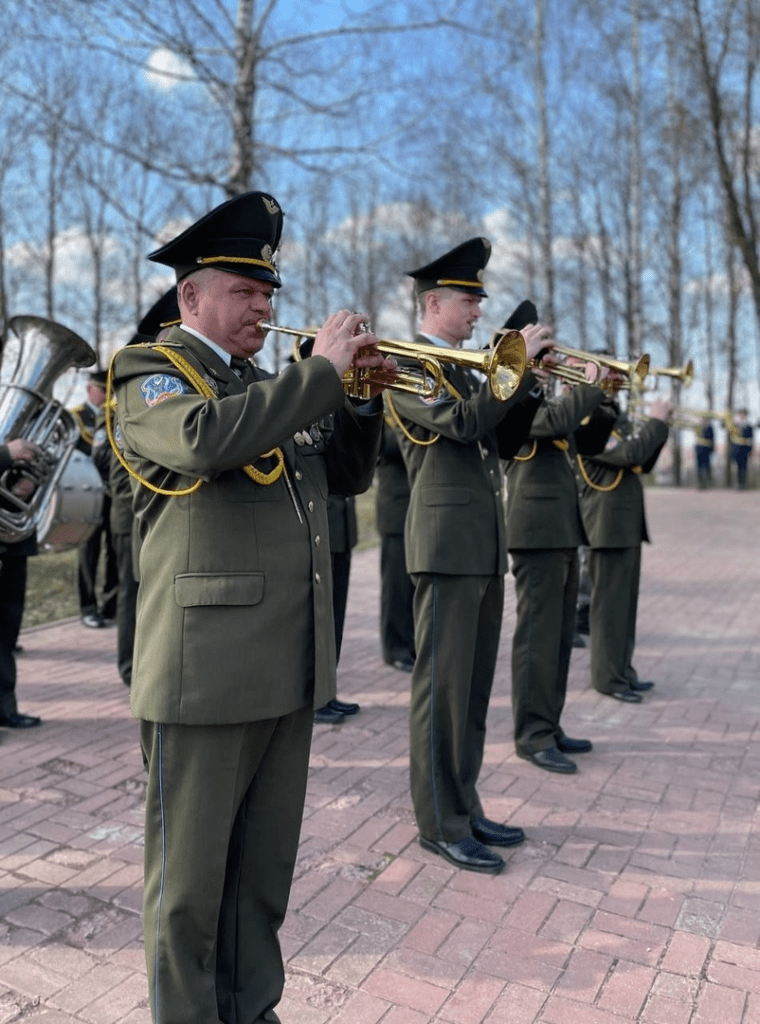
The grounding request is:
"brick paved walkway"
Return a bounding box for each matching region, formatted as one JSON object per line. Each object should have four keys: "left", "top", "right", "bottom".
{"left": 1, "top": 486, "right": 758, "bottom": 1023}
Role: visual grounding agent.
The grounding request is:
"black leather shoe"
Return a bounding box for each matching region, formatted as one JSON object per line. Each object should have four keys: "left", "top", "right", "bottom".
{"left": 389, "top": 656, "right": 415, "bottom": 673}
{"left": 0, "top": 712, "right": 41, "bottom": 728}
{"left": 329, "top": 698, "right": 360, "bottom": 716}
{"left": 419, "top": 835, "right": 504, "bottom": 874}
{"left": 471, "top": 817, "right": 525, "bottom": 847}
{"left": 313, "top": 705, "right": 345, "bottom": 724}
{"left": 557, "top": 736, "right": 593, "bottom": 754}
{"left": 519, "top": 747, "right": 577, "bottom": 774}
{"left": 81, "top": 613, "right": 103, "bottom": 629}
{"left": 571, "top": 632, "right": 586, "bottom": 648}
{"left": 629, "top": 679, "right": 654, "bottom": 692}
{"left": 608, "top": 687, "right": 643, "bottom": 703}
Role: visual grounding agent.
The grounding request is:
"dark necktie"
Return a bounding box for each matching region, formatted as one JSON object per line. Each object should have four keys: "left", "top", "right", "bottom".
{"left": 230, "top": 357, "right": 253, "bottom": 384}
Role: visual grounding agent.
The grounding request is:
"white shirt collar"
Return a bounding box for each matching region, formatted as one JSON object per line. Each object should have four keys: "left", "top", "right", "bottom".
{"left": 419, "top": 331, "right": 447, "bottom": 347}
{"left": 181, "top": 324, "right": 232, "bottom": 366}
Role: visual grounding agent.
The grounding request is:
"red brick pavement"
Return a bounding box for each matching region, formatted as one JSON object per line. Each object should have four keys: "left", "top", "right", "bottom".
{"left": 0, "top": 486, "right": 758, "bottom": 1023}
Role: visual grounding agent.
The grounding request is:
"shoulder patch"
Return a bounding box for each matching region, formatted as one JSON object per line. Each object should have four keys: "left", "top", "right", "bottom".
{"left": 140, "top": 374, "right": 194, "bottom": 407}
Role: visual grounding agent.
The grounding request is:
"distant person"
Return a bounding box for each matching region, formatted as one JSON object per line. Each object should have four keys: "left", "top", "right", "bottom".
{"left": 730, "top": 409, "right": 753, "bottom": 489}
{"left": 71, "top": 370, "right": 118, "bottom": 628}
{"left": 694, "top": 419, "right": 714, "bottom": 489}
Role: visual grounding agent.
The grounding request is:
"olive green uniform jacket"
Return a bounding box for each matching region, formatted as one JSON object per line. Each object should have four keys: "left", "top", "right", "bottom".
{"left": 111, "top": 327, "right": 382, "bottom": 725}
{"left": 577, "top": 415, "right": 669, "bottom": 549}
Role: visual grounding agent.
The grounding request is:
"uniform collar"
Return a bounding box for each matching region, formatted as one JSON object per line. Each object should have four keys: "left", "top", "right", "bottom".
{"left": 180, "top": 324, "right": 232, "bottom": 366}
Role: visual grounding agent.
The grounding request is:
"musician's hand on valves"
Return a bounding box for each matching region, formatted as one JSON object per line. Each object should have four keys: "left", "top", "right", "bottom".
{"left": 312, "top": 309, "right": 396, "bottom": 391}
{"left": 7, "top": 438, "right": 41, "bottom": 463}
{"left": 522, "top": 322, "right": 555, "bottom": 364}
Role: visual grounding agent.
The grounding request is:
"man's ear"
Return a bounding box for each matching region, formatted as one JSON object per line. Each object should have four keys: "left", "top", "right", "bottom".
{"left": 179, "top": 276, "right": 199, "bottom": 316}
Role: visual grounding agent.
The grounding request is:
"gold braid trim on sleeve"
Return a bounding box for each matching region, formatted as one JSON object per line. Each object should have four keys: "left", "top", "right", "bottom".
{"left": 71, "top": 407, "right": 94, "bottom": 447}
{"left": 512, "top": 440, "right": 537, "bottom": 462}
{"left": 383, "top": 392, "right": 440, "bottom": 447}
{"left": 105, "top": 345, "right": 284, "bottom": 496}
{"left": 575, "top": 454, "right": 624, "bottom": 492}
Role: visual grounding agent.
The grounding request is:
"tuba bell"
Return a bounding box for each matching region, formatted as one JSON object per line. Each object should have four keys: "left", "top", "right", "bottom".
{"left": 0, "top": 315, "right": 97, "bottom": 545}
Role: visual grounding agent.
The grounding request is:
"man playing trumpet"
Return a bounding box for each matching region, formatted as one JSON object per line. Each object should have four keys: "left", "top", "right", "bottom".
{"left": 575, "top": 393, "right": 670, "bottom": 702}
{"left": 505, "top": 315, "right": 617, "bottom": 773}
{"left": 110, "top": 190, "right": 392, "bottom": 1024}
{"left": 388, "top": 240, "right": 549, "bottom": 874}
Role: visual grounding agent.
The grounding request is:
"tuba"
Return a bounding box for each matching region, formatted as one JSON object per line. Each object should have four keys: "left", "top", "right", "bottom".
{"left": 0, "top": 315, "right": 97, "bottom": 545}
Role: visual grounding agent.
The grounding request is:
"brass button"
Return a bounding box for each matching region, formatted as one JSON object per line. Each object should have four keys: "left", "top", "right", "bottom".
{"left": 314, "top": 535, "right": 321, "bottom": 547}
{"left": 308, "top": 501, "right": 314, "bottom": 512}
{"left": 315, "top": 572, "right": 321, "bottom": 584}
{"left": 295, "top": 470, "right": 303, "bottom": 481}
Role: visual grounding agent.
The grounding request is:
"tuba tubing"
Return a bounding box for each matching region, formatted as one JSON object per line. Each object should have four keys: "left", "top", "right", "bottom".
{"left": 0, "top": 316, "right": 97, "bottom": 544}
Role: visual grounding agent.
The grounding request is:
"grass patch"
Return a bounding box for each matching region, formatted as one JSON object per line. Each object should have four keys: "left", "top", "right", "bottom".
{"left": 23, "top": 548, "right": 80, "bottom": 629}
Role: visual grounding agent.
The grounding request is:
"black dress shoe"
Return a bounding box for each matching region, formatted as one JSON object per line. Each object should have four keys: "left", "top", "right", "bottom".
{"left": 571, "top": 632, "right": 586, "bottom": 648}
{"left": 313, "top": 705, "right": 345, "bottom": 724}
{"left": 329, "top": 698, "right": 360, "bottom": 716}
{"left": 519, "top": 747, "right": 577, "bottom": 774}
{"left": 557, "top": 736, "right": 593, "bottom": 754}
{"left": 419, "top": 835, "right": 504, "bottom": 874}
{"left": 471, "top": 817, "right": 525, "bottom": 847}
{"left": 81, "top": 613, "right": 103, "bottom": 629}
{"left": 389, "top": 656, "right": 415, "bottom": 673}
{"left": 0, "top": 712, "right": 41, "bottom": 728}
{"left": 629, "top": 679, "right": 654, "bottom": 691}
{"left": 607, "top": 687, "right": 643, "bottom": 703}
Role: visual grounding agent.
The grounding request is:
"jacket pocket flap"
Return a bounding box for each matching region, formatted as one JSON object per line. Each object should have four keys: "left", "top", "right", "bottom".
{"left": 421, "top": 486, "right": 471, "bottom": 506}
{"left": 174, "top": 572, "right": 264, "bottom": 607}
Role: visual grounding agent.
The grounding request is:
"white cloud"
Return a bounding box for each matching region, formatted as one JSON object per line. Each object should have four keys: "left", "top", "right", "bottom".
{"left": 144, "top": 48, "right": 196, "bottom": 91}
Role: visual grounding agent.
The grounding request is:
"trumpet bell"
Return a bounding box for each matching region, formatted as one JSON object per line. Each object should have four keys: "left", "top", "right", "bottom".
{"left": 650, "top": 359, "right": 694, "bottom": 387}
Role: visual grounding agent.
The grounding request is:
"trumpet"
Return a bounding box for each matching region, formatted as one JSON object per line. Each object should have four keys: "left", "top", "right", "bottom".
{"left": 259, "top": 321, "right": 527, "bottom": 402}
{"left": 530, "top": 345, "right": 650, "bottom": 392}
{"left": 669, "top": 405, "right": 731, "bottom": 429}
{"left": 650, "top": 359, "right": 694, "bottom": 387}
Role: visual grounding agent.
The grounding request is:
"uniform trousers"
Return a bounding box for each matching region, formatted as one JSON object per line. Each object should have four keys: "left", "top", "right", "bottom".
{"left": 409, "top": 572, "right": 504, "bottom": 843}
{"left": 379, "top": 533, "right": 415, "bottom": 664}
{"left": 112, "top": 533, "right": 138, "bottom": 687}
{"left": 0, "top": 553, "right": 27, "bottom": 717}
{"left": 510, "top": 548, "right": 578, "bottom": 755}
{"left": 141, "top": 706, "right": 313, "bottom": 1024}
{"left": 588, "top": 546, "right": 641, "bottom": 694}
{"left": 77, "top": 497, "right": 118, "bottom": 619}
{"left": 331, "top": 548, "right": 351, "bottom": 659}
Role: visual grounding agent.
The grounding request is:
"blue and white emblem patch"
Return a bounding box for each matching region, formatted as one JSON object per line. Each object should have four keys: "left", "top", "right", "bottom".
{"left": 140, "top": 374, "right": 193, "bottom": 407}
